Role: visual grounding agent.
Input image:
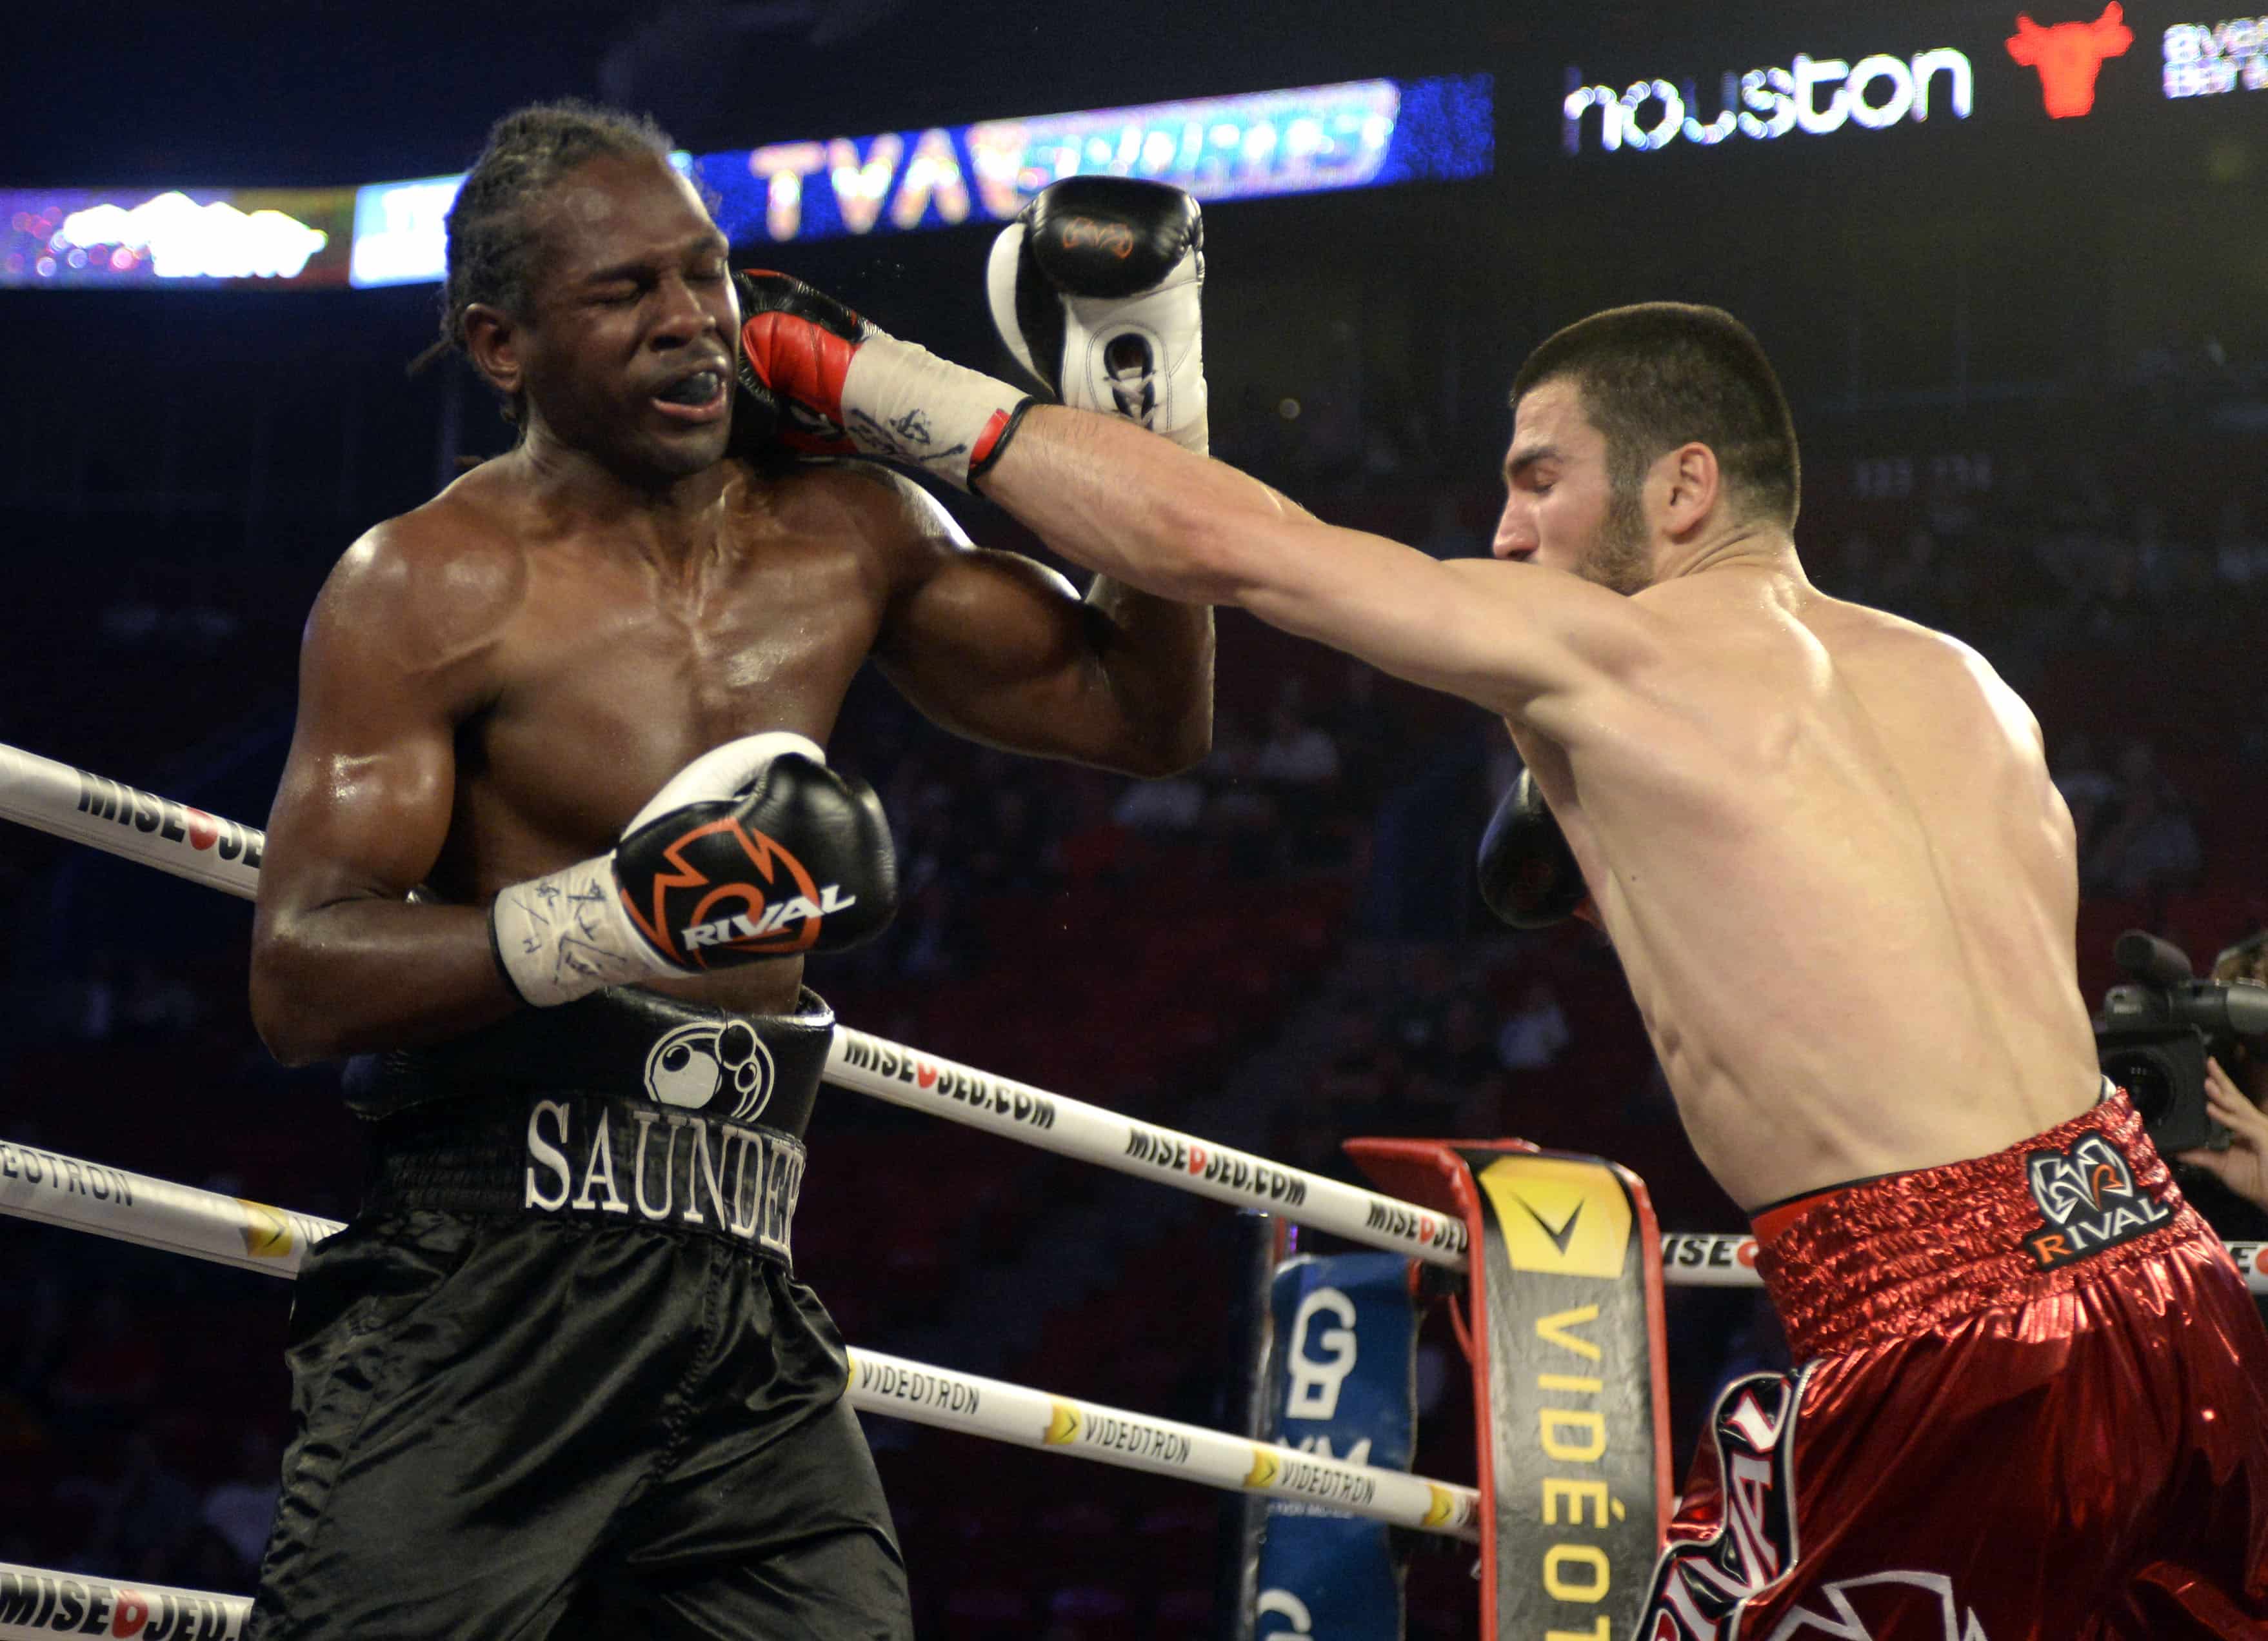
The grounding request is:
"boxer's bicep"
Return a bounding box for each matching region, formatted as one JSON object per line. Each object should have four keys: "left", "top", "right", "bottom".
{"left": 1233, "top": 524, "right": 1661, "bottom": 728}
{"left": 869, "top": 473, "right": 1206, "bottom": 771}
{"left": 260, "top": 540, "right": 479, "bottom": 922}
{"left": 252, "top": 527, "right": 531, "bottom": 1063}
{"left": 877, "top": 544, "right": 1089, "bottom": 719}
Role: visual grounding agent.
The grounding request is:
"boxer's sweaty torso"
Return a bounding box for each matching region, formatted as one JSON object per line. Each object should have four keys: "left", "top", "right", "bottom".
{"left": 1515, "top": 565, "right": 2102, "bottom": 1209}
{"left": 410, "top": 455, "right": 902, "bottom": 1018}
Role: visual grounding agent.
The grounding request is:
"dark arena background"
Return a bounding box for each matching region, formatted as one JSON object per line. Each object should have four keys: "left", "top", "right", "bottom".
{"left": 1, "top": 1, "right": 2263, "bottom": 1635}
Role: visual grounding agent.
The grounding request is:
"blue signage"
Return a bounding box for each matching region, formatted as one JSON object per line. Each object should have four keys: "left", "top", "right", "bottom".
{"left": 1257, "top": 1251, "right": 1420, "bottom": 1640}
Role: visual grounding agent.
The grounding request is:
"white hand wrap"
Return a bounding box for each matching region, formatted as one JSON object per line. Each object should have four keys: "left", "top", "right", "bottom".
{"left": 490, "top": 855, "right": 666, "bottom": 1009}
{"left": 839, "top": 335, "right": 1030, "bottom": 491}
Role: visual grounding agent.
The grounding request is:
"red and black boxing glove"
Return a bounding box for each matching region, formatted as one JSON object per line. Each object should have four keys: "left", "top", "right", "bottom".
{"left": 730, "top": 270, "right": 866, "bottom": 461}
{"left": 731, "top": 268, "right": 1034, "bottom": 490}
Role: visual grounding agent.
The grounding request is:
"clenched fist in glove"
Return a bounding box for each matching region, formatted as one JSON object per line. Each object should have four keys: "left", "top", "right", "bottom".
{"left": 733, "top": 270, "right": 1034, "bottom": 490}
{"left": 988, "top": 177, "right": 1208, "bottom": 454}
{"left": 489, "top": 732, "right": 897, "bottom": 1008}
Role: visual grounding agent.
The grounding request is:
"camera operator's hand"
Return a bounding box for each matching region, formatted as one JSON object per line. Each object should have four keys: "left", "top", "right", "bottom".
{"left": 2174, "top": 1057, "right": 2268, "bottom": 1213}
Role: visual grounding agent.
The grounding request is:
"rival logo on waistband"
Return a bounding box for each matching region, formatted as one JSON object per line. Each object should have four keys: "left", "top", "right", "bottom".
{"left": 523, "top": 1099, "right": 801, "bottom": 1261}
{"left": 2022, "top": 1131, "right": 2171, "bottom": 1271}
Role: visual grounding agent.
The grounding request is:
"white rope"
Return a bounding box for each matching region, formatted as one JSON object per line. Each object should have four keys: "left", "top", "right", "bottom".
{"left": 0, "top": 1137, "right": 1482, "bottom": 1539}
{"left": 848, "top": 1348, "right": 1475, "bottom": 1533}
{"left": 825, "top": 1027, "right": 1468, "bottom": 1267}
{"left": 1, "top": 741, "right": 2260, "bottom": 1291}
{"left": 0, "top": 738, "right": 1476, "bottom": 1266}
{"left": 1658, "top": 1229, "right": 2268, "bottom": 1291}
{"left": 0, "top": 1138, "right": 333, "bottom": 1275}
{"left": 0, "top": 741, "right": 261, "bottom": 900}
{"left": 0, "top": 1562, "right": 246, "bottom": 1640}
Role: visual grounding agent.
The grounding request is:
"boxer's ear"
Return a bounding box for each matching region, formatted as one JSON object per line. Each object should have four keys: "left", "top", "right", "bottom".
{"left": 463, "top": 303, "right": 522, "bottom": 403}
{"left": 1655, "top": 442, "right": 1723, "bottom": 537}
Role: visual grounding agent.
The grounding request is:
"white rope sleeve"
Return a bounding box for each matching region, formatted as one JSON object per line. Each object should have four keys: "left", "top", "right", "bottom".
{"left": 846, "top": 1348, "right": 1477, "bottom": 1537}
{"left": 0, "top": 740, "right": 262, "bottom": 900}
{"left": 0, "top": 1561, "right": 248, "bottom": 1640}
{"left": 825, "top": 1026, "right": 1472, "bottom": 1268}
{"left": 0, "top": 1137, "right": 1481, "bottom": 1538}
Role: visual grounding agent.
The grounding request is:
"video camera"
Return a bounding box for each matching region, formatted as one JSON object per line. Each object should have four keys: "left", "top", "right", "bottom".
{"left": 2095, "top": 929, "right": 2268, "bottom": 1153}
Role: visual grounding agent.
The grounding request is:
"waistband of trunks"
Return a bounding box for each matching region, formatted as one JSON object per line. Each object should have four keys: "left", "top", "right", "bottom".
{"left": 1756, "top": 1085, "right": 2198, "bottom": 1359}
{"left": 364, "top": 1090, "right": 806, "bottom": 1268}
{"left": 342, "top": 986, "right": 835, "bottom": 1140}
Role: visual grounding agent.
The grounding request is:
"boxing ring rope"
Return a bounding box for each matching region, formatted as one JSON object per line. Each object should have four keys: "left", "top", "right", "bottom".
{"left": 15, "top": 738, "right": 2267, "bottom": 1287}
{"left": 9, "top": 737, "right": 2268, "bottom": 1636}
{"left": 0, "top": 1139, "right": 1478, "bottom": 1537}
{"left": 0, "top": 1562, "right": 244, "bottom": 1641}
{"left": 0, "top": 739, "right": 1472, "bottom": 1270}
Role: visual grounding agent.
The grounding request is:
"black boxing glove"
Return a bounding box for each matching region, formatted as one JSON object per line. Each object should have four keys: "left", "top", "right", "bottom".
{"left": 986, "top": 177, "right": 1208, "bottom": 454}
{"left": 1477, "top": 770, "right": 1588, "bottom": 929}
{"left": 489, "top": 732, "right": 897, "bottom": 1008}
{"left": 733, "top": 268, "right": 1033, "bottom": 490}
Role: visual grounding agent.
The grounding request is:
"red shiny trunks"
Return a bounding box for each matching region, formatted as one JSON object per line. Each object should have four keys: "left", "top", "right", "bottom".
{"left": 1640, "top": 1091, "right": 2268, "bottom": 1640}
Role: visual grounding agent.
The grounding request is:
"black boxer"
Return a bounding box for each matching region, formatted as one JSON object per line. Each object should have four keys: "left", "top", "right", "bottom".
{"left": 244, "top": 104, "right": 1213, "bottom": 1637}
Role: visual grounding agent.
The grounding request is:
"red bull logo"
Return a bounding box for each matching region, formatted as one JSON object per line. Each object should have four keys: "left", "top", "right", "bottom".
{"left": 2007, "top": 4, "right": 2134, "bottom": 116}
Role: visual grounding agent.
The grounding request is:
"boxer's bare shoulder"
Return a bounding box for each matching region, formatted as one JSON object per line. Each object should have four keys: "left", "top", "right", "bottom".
{"left": 304, "top": 485, "right": 528, "bottom": 715}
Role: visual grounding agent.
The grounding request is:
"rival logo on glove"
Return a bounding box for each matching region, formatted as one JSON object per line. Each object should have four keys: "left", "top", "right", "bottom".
{"left": 1056, "top": 214, "right": 1136, "bottom": 259}
{"left": 619, "top": 811, "right": 856, "bottom": 968}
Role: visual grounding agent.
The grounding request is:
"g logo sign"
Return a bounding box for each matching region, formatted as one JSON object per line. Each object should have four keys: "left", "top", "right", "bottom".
{"left": 1256, "top": 1590, "right": 1315, "bottom": 1635}
{"left": 1285, "top": 1288, "right": 1358, "bottom": 1420}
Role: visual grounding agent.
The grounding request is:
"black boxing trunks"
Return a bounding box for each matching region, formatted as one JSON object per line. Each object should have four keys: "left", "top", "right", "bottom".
{"left": 248, "top": 988, "right": 910, "bottom": 1641}
{"left": 1640, "top": 1088, "right": 2268, "bottom": 1641}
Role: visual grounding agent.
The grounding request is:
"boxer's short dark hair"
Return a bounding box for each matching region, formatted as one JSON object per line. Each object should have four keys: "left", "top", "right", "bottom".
{"left": 413, "top": 99, "right": 677, "bottom": 424}
{"left": 1511, "top": 303, "right": 1800, "bottom": 530}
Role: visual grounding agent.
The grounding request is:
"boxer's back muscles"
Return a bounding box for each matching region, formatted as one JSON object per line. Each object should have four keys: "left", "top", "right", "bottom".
{"left": 251, "top": 452, "right": 1209, "bottom": 1064}
{"left": 1513, "top": 570, "right": 2098, "bottom": 1208}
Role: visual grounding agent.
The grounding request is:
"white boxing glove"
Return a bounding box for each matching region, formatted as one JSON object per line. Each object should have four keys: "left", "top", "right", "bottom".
{"left": 987, "top": 177, "right": 1208, "bottom": 455}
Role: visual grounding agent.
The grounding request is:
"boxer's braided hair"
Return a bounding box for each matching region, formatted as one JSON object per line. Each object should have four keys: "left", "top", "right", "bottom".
{"left": 410, "top": 99, "right": 677, "bottom": 427}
